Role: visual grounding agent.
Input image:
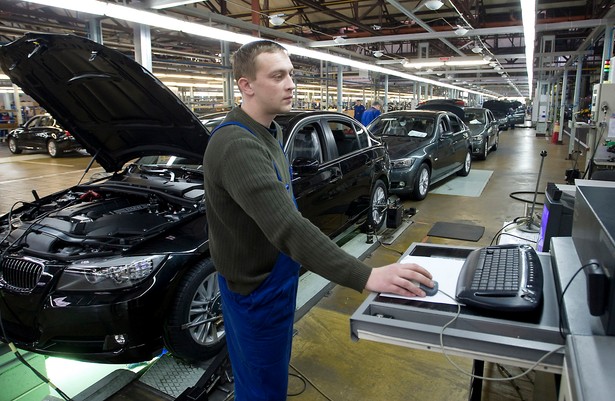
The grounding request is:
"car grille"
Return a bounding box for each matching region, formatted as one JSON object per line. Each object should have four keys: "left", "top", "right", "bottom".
{"left": 0, "top": 257, "right": 44, "bottom": 291}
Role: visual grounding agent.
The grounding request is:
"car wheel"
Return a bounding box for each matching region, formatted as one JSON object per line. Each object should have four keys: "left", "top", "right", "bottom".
{"left": 7, "top": 137, "right": 22, "bottom": 154}
{"left": 480, "top": 142, "right": 489, "bottom": 160}
{"left": 47, "top": 139, "right": 59, "bottom": 157}
{"left": 457, "top": 150, "right": 472, "bottom": 177}
{"left": 367, "top": 179, "right": 388, "bottom": 231}
{"left": 411, "top": 163, "right": 430, "bottom": 201}
{"left": 492, "top": 134, "right": 499, "bottom": 151}
{"left": 163, "top": 258, "right": 226, "bottom": 362}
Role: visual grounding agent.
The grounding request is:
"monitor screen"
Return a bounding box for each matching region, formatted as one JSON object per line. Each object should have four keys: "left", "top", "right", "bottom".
{"left": 537, "top": 204, "right": 549, "bottom": 252}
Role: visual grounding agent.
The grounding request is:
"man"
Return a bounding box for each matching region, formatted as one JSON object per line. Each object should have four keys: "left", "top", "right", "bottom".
{"left": 361, "top": 100, "right": 382, "bottom": 126}
{"left": 203, "top": 40, "right": 433, "bottom": 401}
{"left": 353, "top": 99, "right": 365, "bottom": 121}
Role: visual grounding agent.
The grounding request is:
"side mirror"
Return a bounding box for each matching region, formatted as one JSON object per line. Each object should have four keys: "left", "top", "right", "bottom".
{"left": 292, "top": 157, "right": 320, "bottom": 176}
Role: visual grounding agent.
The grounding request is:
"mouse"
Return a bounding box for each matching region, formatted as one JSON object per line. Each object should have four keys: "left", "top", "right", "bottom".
{"left": 413, "top": 280, "right": 439, "bottom": 296}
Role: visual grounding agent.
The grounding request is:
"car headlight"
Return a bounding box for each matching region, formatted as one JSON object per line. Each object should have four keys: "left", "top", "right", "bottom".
{"left": 57, "top": 255, "right": 165, "bottom": 291}
{"left": 472, "top": 134, "right": 483, "bottom": 141}
{"left": 390, "top": 158, "right": 415, "bottom": 169}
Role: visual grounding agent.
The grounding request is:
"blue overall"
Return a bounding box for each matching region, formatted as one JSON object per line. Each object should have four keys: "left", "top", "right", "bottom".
{"left": 211, "top": 122, "right": 301, "bottom": 400}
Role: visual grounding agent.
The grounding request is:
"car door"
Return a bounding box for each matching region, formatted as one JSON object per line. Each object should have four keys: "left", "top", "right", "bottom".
{"left": 485, "top": 109, "right": 497, "bottom": 147}
{"left": 431, "top": 115, "right": 457, "bottom": 180}
{"left": 20, "top": 115, "right": 42, "bottom": 147}
{"left": 286, "top": 119, "right": 346, "bottom": 236}
{"left": 325, "top": 117, "right": 374, "bottom": 227}
{"left": 448, "top": 115, "right": 470, "bottom": 166}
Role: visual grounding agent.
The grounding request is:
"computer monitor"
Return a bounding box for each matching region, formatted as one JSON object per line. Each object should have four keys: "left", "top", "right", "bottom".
{"left": 537, "top": 183, "right": 575, "bottom": 252}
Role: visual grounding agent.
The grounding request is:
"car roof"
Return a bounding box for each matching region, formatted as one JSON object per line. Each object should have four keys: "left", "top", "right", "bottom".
{"left": 414, "top": 103, "right": 465, "bottom": 120}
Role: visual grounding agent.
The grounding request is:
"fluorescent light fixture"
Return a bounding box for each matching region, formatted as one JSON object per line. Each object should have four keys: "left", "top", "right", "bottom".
{"left": 149, "top": 0, "right": 199, "bottom": 9}
{"left": 21, "top": 0, "right": 499, "bottom": 99}
{"left": 424, "top": 0, "right": 444, "bottom": 11}
{"left": 269, "top": 14, "right": 285, "bottom": 26}
{"left": 403, "top": 61, "right": 445, "bottom": 69}
{"left": 455, "top": 26, "right": 468, "bottom": 36}
{"left": 403, "top": 57, "right": 488, "bottom": 68}
{"left": 521, "top": 0, "right": 535, "bottom": 98}
{"left": 445, "top": 58, "right": 489, "bottom": 67}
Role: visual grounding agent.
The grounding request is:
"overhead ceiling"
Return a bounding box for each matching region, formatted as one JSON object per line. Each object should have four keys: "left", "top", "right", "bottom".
{"left": 0, "top": 0, "right": 614, "bottom": 100}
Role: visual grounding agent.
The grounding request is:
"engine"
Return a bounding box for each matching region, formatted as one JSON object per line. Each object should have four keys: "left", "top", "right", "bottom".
{"left": 1, "top": 188, "right": 198, "bottom": 258}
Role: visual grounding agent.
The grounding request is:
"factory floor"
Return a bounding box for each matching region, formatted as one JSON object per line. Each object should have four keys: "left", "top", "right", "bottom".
{"left": 0, "top": 123, "right": 586, "bottom": 401}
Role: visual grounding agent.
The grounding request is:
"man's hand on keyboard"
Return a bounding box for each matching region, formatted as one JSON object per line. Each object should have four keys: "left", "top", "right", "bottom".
{"left": 365, "top": 262, "right": 434, "bottom": 297}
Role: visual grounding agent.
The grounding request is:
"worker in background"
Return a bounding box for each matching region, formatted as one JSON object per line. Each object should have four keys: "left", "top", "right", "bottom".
{"left": 361, "top": 100, "right": 382, "bottom": 126}
{"left": 202, "top": 40, "right": 434, "bottom": 401}
{"left": 353, "top": 99, "right": 365, "bottom": 122}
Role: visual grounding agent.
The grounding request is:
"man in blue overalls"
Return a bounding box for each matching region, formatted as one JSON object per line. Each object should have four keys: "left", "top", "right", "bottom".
{"left": 203, "top": 40, "right": 434, "bottom": 401}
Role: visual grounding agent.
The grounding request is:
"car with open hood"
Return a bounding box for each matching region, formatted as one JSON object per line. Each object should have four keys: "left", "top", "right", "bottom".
{"left": 0, "top": 33, "right": 389, "bottom": 364}
{"left": 366, "top": 109, "right": 472, "bottom": 200}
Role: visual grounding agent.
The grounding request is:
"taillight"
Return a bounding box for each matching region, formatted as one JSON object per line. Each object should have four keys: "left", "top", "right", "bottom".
{"left": 64, "top": 130, "right": 71, "bottom": 137}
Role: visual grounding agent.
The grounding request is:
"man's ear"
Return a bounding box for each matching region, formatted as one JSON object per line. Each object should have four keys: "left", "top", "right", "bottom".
{"left": 237, "top": 77, "right": 254, "bottom": 96}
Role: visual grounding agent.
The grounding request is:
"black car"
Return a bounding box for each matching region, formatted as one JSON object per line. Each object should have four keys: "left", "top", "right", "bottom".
{"left": 462, "top": 107, "right": 500, "bottom": 160}
{"left": 201, "top": 110, "right": 390, "bottom": 235}
{"left": 482, "top": 99, "right": 517, "bottom": 131}
{"left": 0, "top": 33, "right": 389, "bottom": 364}
{"left": 367, "top": 110, "right": 472, "bottom": 200}
{"left": 7, "top": 113, "right": 82, "bottom": 157}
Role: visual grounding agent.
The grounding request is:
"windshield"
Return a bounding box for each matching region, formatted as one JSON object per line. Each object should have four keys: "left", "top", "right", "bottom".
{"left": 463, "top": 111, "right": 486, "bottom": 126}
{"left": 369, "top": 116, "right": 435, "bottom": 138}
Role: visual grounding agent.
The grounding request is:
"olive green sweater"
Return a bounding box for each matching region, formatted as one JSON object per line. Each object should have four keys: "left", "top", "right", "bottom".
{"left": 203, "top": 107, "right": 372, "bottom": 295}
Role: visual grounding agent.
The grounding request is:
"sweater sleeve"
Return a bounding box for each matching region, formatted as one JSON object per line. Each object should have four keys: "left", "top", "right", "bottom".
{"left": 216, "top": 134, "right": 372, "bottom": 292}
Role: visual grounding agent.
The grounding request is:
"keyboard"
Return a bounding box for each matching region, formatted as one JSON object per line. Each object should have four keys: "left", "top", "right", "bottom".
{"left": 455, "top": 244, "right": 543, "bottom": 312}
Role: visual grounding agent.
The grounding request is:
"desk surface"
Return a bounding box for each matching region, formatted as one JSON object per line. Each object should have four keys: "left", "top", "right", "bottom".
{"left": 350, "top": 242, "right": 566, "bottom": 373}
{"left": 565, "top": 335, "right": 615, "bottom": 401}
{"left": 592, "top": 145, "right": 615, "bottom": 166}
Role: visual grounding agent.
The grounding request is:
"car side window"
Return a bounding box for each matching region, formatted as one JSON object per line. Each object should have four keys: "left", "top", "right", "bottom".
{"left": 25, "top": 116, "right": 39, "bottom": 129}
{"left": 438, "top": 118, "right": 450, "bottom": 134}
{"left": 328, "top": 120, "right": 362, "bottom": 157}
{"left": 39, "top": 116, "right": 53, "bottom": 127}
{"left": 449, "top": 116, "right": 463, "bottom": 133}
{"left": 288, "top": 124, "right": 323, "bottom": 163}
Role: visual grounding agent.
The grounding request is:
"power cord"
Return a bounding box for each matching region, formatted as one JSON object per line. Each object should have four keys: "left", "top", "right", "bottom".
{"left": 286, "top": 371, "right": 307, "bottom": 396}
{"left": 436, "top": 289, "right": 565, "bottom": 382}
{"left": 288, "top": 361, "right": 334, "bottom": 400}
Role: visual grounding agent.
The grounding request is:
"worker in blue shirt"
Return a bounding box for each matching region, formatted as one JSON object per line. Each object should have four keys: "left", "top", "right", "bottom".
{"left": 361, "top": 100, "right": 382, "bottom": 126}
{"left": 353, "top": 99, "right": 365, "bottom": 122}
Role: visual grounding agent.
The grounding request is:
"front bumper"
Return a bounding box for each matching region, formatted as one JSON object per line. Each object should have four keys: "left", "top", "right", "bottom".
{"left": 0, "top": 261, "right": 177, "bottom": 363}
{"left": 388, "top": 168, "right": 415, "bottom": 195}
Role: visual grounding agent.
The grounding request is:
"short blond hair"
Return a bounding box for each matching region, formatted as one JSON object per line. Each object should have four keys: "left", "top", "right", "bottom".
{"left": 232, "top": 40, "right": 288, "bottom": 82}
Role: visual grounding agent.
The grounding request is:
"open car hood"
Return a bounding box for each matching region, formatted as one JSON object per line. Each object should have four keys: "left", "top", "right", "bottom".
{"left": 0, "top": 33, "right": 208, "bottom": 172}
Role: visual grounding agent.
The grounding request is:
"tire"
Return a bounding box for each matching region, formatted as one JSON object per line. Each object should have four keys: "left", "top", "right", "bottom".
{"left": 480, "top": 142, "right": 488, "bottom": 160}
{"left": 367, "top": 179, "right": 388, "bottom": 231}
{"left": 457, "top": 150, "right": 472, "bottom": 177}
{"left": 411, "top": 163, "right": 430, "bottom": 201}
{"left": 163, "top": 258, "right": 226, "bottom": 362}
{"left": 47, "top": 139, "right": 59, "bottom": 157}
{"left": 7, "top": 137, "right": 22, "bottom": 154}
